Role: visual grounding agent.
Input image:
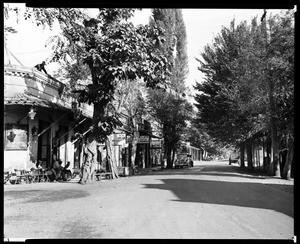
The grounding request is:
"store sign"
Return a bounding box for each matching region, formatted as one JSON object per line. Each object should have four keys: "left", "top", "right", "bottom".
{"left": 5, "top": 124, "right": 28, "bottom": 150}
{"left": 137, "top": 136, "right": 149, "bottom": 144}
{"left": 151, "top": 140, "right": 162, "bottom": 149}
{"left": 125, "top": 134, "right": 149, "bottom": 144}
{"left": 126, "top": 136, "right": 133, "bottom": 143}
{"left": 116, "top": 133, "right": 126, "bottom": 139}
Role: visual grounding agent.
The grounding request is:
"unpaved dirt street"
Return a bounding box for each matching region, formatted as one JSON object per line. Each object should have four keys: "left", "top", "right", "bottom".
{"left": 4, "top": 160, "right": 294, "bottom": 239}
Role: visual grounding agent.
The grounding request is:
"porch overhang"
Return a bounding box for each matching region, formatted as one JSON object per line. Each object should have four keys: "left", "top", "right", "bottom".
{"left": 5, "top": 93, "right": 92, "bottom": 119}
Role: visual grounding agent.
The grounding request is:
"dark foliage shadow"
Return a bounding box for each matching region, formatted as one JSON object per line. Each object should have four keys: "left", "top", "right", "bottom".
{"left": 142, "top": 178, "right": 294, "bottom": 218}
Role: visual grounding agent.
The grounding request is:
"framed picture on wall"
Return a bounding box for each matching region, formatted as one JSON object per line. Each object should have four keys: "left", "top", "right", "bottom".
{"left": 5, "top": 124, "right": 28, "bottom": 150}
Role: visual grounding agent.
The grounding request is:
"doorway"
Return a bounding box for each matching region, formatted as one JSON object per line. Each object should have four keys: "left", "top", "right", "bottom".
{"left": 38, "top": 120, "right": 51, "bottom": 168}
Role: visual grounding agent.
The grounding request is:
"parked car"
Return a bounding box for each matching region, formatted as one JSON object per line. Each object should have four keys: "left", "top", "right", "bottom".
{"left": 203, "top": 156, "right": 213, "bottom": 161}
{"left": 174, "top": 153, "right": 193, "bottom": 168}
{"left": 229, "top": 154, "right": 240, "bottom": 165}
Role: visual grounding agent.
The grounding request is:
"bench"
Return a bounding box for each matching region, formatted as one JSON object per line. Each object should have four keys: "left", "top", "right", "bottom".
{"left": 118, "top": 166, "right": 125, "bottom": 176}
{"left": 94, "top": 171, "right": 113, "bottom": 180}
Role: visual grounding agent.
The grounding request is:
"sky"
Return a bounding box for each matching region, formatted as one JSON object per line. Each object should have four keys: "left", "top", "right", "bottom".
{"left": 4, "top": 5, "right": 287, "bottom": 95}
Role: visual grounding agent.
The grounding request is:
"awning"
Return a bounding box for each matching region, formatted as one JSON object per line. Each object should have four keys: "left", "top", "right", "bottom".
{"left": 5, "top": 93, "right": 92, "bottom": 118}
{"left": 5, "top": 93, "right": 67, "bottom": 110}
{"left": 142, "top": 131, "right": 162, "bottom": 139}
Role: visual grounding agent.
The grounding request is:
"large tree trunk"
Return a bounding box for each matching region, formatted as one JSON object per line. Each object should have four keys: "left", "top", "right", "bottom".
{"left": 105, "top": 135, "right": 119, "bottom": 179}
{"left": 80, "top": 138, "right": 97, "bottom": 184}
{"left": 80, "top": 102, "right": 109, "bottom": 184}
{"left": 171, "top": 148, "right": 176, "bottom": 165}
{"left": 280, "top": 148, "right": 287, "bottom": 176}
{"left": 240, "top": 143, "right": 245, "bottom": 168}
{"left": 265, "top": 135, "right": 271, "bottom": 172}
{"left": 267, "top": 128, "right": 280, "bottom": 176}
{"left": 165, "top": 144, "right": 173, "bottom": 169}
{"left": 268, "top": 136, "right": 280, "bottom": 176}
{"left": 79, "top": 141, "right": 84, "bottom": 178}
{"left": 262, "top": 136, "right": 267, "bottom": 172}
{"left": 282, "top": 142, "right": 293, "bottom": 180}
{"left": 130, "top": 117, "right": 139, "bottom": 169}
{"left": 246, "top": 140, "right": 253, "bottom": 170}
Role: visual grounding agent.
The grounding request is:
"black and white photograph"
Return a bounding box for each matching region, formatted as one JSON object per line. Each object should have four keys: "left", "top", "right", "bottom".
{"left": 4, "top": 3, "right": 295, "bottom": 240}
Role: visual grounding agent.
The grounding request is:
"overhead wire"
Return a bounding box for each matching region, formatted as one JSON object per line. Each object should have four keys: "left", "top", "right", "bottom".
{"left": 4, "top": 39, "right": 24, "bottom": 66}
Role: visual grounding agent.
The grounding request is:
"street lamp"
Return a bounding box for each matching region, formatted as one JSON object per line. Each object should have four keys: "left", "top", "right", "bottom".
{"left": 17, "top": 106, "right": 37, "bottom": 124}
{"left": 28, "top": 107, "right": 36, "bottom": 120}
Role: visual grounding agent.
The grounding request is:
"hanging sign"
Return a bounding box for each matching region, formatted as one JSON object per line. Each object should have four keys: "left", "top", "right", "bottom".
{"left": 137, "top": 136, "right": 149, "bottom": 144}
{"left": 151, "top": 140, "right": 162, "bottom": 149}
{"left": 116, "top": 133, "right": 126, "bottom": 139}
{"left": 126, "top": 136, "right": 133, "bottom": 143}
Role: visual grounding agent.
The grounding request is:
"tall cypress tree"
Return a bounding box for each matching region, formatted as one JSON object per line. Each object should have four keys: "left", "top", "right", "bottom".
{"left": 172, "top": 9, "right": 189, "bottom": 90}
{"left": 149, "top": 9, "right": 188, "bottom": 91}
{"left": 147, "top": 9, "right": 191, "bottom": 168}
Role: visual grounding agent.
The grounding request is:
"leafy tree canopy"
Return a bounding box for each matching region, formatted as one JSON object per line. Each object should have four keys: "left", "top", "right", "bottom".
{"left": 4, "top": 6, "right": 172, "bottom": 143}
{"left": 194, "top": 10, "right": 294, "bottom": 147}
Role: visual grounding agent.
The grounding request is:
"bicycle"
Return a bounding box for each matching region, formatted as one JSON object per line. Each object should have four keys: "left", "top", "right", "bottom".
{"left": 133, "top": 165, "right": 139, "bottom": 174}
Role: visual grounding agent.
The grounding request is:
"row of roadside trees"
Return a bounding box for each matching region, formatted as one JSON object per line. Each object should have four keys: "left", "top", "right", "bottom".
{"left": 194, "top": 9, "right": 294, "bottom": 179}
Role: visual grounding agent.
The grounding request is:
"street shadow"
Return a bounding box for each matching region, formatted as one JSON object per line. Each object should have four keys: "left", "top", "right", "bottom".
{"left": 142, "top": 178, "right": 294, "bottom": 218}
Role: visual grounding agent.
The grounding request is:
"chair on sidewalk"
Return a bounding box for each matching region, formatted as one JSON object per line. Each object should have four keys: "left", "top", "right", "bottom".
{"left": 10, "top": 169, "right": 30, "bottom": 184}
{"left": 72, "top": 166, "right": 81, "bottom": 179}
{"left": 4, "top": 171, "right": 11, "bottom": 184}
{"left": 118, "top": 166, "right": 125, "bottom": 177}
{"left": 30, "top": 168, "right": 47, "bottom": 183}
{"left": 94, "top": 170, "right": 113, "bottom": 180}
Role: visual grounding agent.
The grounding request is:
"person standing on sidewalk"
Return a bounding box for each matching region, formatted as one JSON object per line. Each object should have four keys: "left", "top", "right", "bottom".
{"left": 52, "top": 155, "right": 64, "bottom": 182}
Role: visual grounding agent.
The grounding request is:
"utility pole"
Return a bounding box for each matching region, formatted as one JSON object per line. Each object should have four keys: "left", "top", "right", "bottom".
{"left": 261, "top": 9, "right": 280, "bottom": 177}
